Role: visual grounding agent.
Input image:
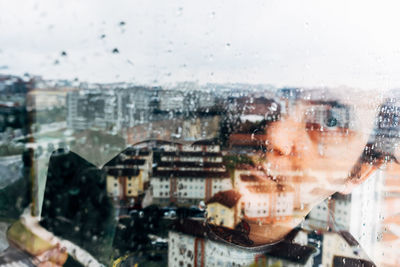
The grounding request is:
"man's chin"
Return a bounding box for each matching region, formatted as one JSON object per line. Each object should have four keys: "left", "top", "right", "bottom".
{"left": 244, "top": 213, "right": 307, "bottom": 246}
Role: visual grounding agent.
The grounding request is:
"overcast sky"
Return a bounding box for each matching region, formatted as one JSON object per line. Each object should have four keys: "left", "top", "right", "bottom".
{"left": 1, "top": 0, "right": 400, "bottom": 90}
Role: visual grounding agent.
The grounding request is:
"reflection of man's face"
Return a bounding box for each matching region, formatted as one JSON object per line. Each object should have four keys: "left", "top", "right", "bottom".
{"left": 265, "top": 93, "right": 377, "bottom": 204}
{"left": 236, "top": 89, "right": 381, "bottom": 244}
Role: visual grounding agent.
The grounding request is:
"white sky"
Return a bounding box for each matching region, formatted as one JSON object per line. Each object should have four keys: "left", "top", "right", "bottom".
{"left": 1, "top": 0, "right": 400, "bottom": 90}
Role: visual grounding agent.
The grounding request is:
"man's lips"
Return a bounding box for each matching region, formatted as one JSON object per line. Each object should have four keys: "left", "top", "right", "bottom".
{"left": 246, "top": 166, "right": 340, "bottom": 206}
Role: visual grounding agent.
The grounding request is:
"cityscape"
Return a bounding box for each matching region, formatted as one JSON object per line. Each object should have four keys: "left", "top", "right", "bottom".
{"left": 0, "top": 73, "right": 399, "bottom": 267}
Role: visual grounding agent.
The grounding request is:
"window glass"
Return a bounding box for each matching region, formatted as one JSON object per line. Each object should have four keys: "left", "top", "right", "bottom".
{"left": 1, "top": 1, "right": 400, "bottom": 267}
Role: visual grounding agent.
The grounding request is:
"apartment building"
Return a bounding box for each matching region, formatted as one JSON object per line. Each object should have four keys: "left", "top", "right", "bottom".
{"left": 150, "top": 140, "right": 232, "bottom": 206}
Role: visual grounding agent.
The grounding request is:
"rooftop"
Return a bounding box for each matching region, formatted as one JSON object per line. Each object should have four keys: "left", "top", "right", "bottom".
{"left": 105, "top": 167, "right": 140, "bottom": 177}
{"left": 332, "top": 256, "right": 375, "bottom": 267}
{"left": 157, "top": 161, "right": 225, "bottom": 168}
{"left": 206, "top": 189, "right": 242, "bottom": 208}
{"left": 153, "top": 170, "right": 230, "bottom": 178}
{"left": 161, "top": 151, "right": 222, "bottom": 157}
{"left": 264, "top": 241, "right": 315, "bottom": 265}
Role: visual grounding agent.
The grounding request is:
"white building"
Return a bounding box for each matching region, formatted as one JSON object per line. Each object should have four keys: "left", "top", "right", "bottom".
{"left": 168, "top": 219, "right": 315, "bottom": 267}
{"left": 307, "top": 169, "right": 386, "bottom": 257}
{"left": 158, "top": 89, "right": 185, "bottom": 112}
{"left": 103, "top": 146, "right": 153, "bottom": 207}
{"left": 321, "top": 231, "right": 372, "bottom": 267}
{"left": 230, "top": 166, "right": 295, "bottom": 225}
{"left": 151, "top": 141, "right": 232, "bottom": 206}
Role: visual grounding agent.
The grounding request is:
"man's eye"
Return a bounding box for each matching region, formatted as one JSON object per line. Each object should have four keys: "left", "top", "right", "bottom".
{"left": 324, "top": 111, "right": 339, "bottom": 128}
{"left": 304, "top": 106, "right": 352, "bottom": 134}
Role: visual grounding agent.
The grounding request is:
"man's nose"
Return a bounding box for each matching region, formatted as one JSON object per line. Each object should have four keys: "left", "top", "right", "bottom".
{"left": 267, "top": 118, "right": 300, "bottom": 156}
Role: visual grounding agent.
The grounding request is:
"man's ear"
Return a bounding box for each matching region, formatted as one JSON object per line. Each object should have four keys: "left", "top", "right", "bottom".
{"left": 340, "top": 163, "right": 379, "bottom": 194}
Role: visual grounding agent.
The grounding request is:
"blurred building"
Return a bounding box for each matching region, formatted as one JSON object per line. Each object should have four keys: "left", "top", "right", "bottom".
{"left": 0, "top": 100, "right": 28, "bottom": 134}
{"left": 321, "top": 231, "right": 372, "bottom": 267}
{"left": 126, "top": 116, "right": 221, "bottom": 144}
{"left": 206, "top": 181, "right": 294, "bottom": 230}
{"left": 228, "top": 133, "right": 266, "bottom": 154}
{"left": 373, "top": 162, "right": 400, "bottom": 266}
{"left": 67, "top": 86, "right": 159, "bottom": 132}
{"left": 151, "top": 141, "right": 231, "bottom": 206}
{"left": 168, "top": 219, "right": 315, "bottom": 267}
{"left": 67, "top": 89, "right": 115, "bottom": 131}
{"left": 307, "top": 169, "right": 385, "bottom": 258}
{"left": 103, "top": 147, "right": 152, "bottom": 208}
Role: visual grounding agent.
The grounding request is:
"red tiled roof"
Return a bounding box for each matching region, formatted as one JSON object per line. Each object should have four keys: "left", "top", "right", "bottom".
{"left": 206, "top": 189, "right": 242, "bottom": 208}
{"left": 152, "top": 170, "right": 230, "bottom": 178}
{"left": 235, "top": 164, "right": 256, "bottom": 170}
{"left": 240, "top": 174, "right": 263, "bottom": 182}
{"left": 229, "top": 134, "right": 266, "bottom": 146}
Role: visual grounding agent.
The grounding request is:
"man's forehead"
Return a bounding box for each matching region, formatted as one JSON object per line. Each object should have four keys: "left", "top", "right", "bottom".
{"left": 293, "top": 87, "right": 382, "bottom": 109}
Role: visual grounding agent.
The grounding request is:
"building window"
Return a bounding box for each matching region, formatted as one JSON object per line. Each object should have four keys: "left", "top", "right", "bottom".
{"left": 187, "top": 250, "right": 193, "bottom": 258}
{"left": 128, "top": 190, "right": 132, "bottom": 194}
{"left": 114, "top": 183, "right": 118, "bottom": 187}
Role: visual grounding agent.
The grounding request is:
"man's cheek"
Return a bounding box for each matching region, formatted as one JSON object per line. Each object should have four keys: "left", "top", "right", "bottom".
{"left": 264, "top": 155, "right": 293, "bottom": 173}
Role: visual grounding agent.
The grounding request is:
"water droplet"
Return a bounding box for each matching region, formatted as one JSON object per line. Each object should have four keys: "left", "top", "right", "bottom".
{"left": 198, "top": 201, "right": 206, "bottom": 211}
{"left": 270, "top": 102, "right": 278, "bottom": 112}
{"left": 177, "top": 7, "right": 183, "bottom": 16}
{"left": 318, "top": 143, "right": 324, "bottom": 156}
